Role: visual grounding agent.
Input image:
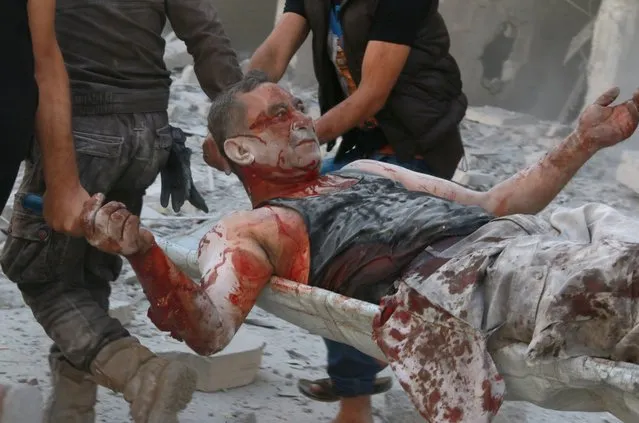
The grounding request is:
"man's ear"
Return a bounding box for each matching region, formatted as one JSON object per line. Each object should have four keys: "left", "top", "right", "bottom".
{"left": 224, "top": 137, "right": 255, "bottom": 167}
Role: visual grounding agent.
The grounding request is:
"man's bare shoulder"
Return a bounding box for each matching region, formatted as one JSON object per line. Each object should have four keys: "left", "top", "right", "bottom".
{"left": 197, "top": 206, "right": 310, "bottom": 281}
{"left": 198, "top": 206, "right": 307, "bottom": 254}
{"left": 215, "top": 206, "right": 305, "bottom": 231}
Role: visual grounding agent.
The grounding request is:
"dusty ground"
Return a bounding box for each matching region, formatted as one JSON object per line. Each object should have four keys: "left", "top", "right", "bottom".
{"left": 1, "top": 62, "right": 638, "bottom": 422}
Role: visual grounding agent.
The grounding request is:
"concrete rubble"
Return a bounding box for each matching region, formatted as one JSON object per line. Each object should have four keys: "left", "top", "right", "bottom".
{"left": 616, "top": 150, "right": 639, "bottom": 195}
{"left": 3, "top": 7, "right": 639, "bottom": 422}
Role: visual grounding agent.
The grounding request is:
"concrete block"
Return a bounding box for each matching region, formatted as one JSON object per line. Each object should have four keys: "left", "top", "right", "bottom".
{"left": 149, "top": 327, "right": 265, "bottom": 393}
{"left": 0, "top": 284, "right": 25, "bottom": 310}
{"left": 108, "top": 301, "right": 134, "bottom": 327}
{"left": 616, "top": 150, "right": 639, "bottom": 194}
{"left": 383, "top": 390, "right": 425, "bottom": 423}
{"left": 452, "top": 170, "right": 497, "bottom": 189}
{"left": 163, "top": 32, "right": 192, "bottom": 71}
{"left": 0, "top": 383, "right": 43, "bottom": 423}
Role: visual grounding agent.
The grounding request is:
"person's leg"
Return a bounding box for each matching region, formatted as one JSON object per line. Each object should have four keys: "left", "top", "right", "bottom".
{"left": 0, "top": 113, "right": 194, "bottom": 423}
{"left": 299, "top": 147, "right": 394, "bottom": 421}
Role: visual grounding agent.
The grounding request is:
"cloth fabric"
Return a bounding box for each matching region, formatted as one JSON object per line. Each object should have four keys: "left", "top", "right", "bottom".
{"left": 326, "top": 1, "right": 378, "bottom": 131}
{"left": 263, "top": 168, "right": 492, "bottom": 300}
{"left": 288, "top": 0, "right": 467, "bottom": 179}
{"left": 55, "top": 0, "right": 242, "bottom": 115}
{"left": 0, "top": 0, "right": 38, "bottom": 212}
{"left": 266, "top": 150, "right": 479, "bottom": 398}
{"left": 374, "top": 203, "right": 639, "bottom": 422}
{"left": 0, "top": 112, "right": 171, "bottom": 371}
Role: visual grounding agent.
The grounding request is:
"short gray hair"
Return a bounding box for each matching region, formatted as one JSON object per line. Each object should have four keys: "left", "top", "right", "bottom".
{"left": 207, "top": 70, "right": 270, "bottom": 158}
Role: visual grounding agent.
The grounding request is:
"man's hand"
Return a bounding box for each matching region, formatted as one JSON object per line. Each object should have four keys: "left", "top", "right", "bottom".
{"left": 81, "top": 193, "right": 154, "bottom": 256}
{"left": 578, "top": 87, "right": 639, "bottom": 150}
{"left": 202, "top": 134, "right": 232, "bottom": 175}
{"left": 42, "top": 184, "right": 90, "bottom": 237}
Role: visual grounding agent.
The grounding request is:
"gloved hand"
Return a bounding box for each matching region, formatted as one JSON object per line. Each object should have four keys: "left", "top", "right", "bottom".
{"left": 159, "top": 126, "right": 209, "bottom": 213}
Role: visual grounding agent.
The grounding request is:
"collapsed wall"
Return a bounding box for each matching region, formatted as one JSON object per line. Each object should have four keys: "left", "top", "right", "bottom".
{"left": 440, "top": 0, "right": 602, "bottom": 123}
{"left": 440, "top": 0, "right": 639, "bottom": 126}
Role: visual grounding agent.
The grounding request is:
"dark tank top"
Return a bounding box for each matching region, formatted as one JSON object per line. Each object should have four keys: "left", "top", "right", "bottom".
{"left": 260, "top": 169, "right": 494, "bottom": 303}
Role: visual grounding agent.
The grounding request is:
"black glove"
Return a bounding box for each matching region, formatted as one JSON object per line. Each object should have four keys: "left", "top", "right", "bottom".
{"left": 159, "top": 126, "right": 209, "bottom": 213}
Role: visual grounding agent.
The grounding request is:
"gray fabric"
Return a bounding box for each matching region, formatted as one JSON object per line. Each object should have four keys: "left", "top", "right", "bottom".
{"left": 413, "top": 203, "right": 639, "bottom": 361}
{"left": 373, "top": 203, "right": 639, "bottom": 423}
{"left": 0, "top": 112, "right": 171, "bottom": 371}
{"left": 302, "top": 0, "right": 467, "bottom": 178}
{"left": 55, "top": 0, "right": 243, "bottom": 115}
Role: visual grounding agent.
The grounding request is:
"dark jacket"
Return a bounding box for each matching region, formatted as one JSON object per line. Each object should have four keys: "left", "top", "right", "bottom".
{"left": 303, "top": 0, "right": 467, "bottom": 179}
{"left": 55, "top": 0, "right": 243, "bottom": 115}
{"left": 1, "top": 0, "right": 38, "bottom": 125}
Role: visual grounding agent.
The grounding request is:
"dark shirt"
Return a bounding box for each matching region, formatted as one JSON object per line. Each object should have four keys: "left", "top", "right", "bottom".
{"left": 0, "top": 0, "right": 38, "bottom": 121}
{"left": 284, "top": 0, "right": 432, "bottom": 47}
{"left": 55, "top": 0, "right": 242, "bottom": 115}
{"left": 261, "top": 169, "right": 493, "bottom": 304}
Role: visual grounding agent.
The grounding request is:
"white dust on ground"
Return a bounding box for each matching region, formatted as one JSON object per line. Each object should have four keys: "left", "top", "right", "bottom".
{"left": 1, "top": 62, "right": 637, "bottom": 422}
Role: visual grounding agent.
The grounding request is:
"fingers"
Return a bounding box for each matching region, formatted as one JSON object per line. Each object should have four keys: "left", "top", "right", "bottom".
{"left": 80, "top": 193, "right": 106, "bottom": 239}
{"left": 203, "top": 134, "right": 232, "bottom": 175}
{"left": 632, "top": 88, "right": 639, "bottom": 110}
{"left": 594, "top": 86, "right": 620, "bottom": 106}
{"left": 121, "top": 214, "right": 146, "bottom": 255}
{"left": 107, "top": 208, "right": 131, "bottom": 241}
{"left": 91, "top": 200, "right": 127, "bottom": 251}
{"left": 138, "top": 228, "right": 156, "bottom": 254}
{"left": 625, "top": 93, "right": 639, "bottom": 124}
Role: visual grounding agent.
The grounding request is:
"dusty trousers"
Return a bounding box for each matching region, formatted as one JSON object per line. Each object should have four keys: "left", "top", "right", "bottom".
{"left": 0, "top": 112, "right": 172, "bottom": 372}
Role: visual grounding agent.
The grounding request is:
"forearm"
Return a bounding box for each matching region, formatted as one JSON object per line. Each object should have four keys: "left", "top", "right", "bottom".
{"left": 485, "top": 131, "right": 594, "bottom": 216}
{"left": 34, "top": 47, "right": 81, "bottom": 192}
{"left": 247, "top": 13, "right": 309, "bottom": 83}
{"left": 247, "top": 44, "right": 288, "bottom": 83}
{"left": 314, "top": 86, "right": 385, "bottom": 143}
{"left": 127, "top": 243, "right": 233, "bottom": 355}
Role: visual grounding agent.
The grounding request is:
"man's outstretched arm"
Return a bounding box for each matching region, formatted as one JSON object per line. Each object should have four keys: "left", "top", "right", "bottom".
{"left": 81, "top": 194, "right": 274, "bottom": 356}
{"left": 28, "top": 0, "right": 89, "bottom": 236}
{"left": 347, "top": 87, "right": 639, "bottom": 217}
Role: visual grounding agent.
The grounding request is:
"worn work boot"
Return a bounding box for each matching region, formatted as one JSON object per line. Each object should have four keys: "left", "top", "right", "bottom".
{"left": 89, "top": 336, "right": 196, "bottom": 423}
{"left": 43, "top": 356, "right": 97, "bottom": 423}
{"left": 0, "top": 382, "right": 43, "bottom": 423}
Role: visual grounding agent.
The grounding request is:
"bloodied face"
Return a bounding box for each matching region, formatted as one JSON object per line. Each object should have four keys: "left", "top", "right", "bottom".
{"left": 223, "top": 83, "right": 322, "bottom": 181}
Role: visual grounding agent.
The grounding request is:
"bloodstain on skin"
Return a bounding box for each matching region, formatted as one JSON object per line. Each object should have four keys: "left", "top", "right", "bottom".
{"left": 249, "top": 109, "right": 293, "bottom": 132}
{"left": 227, "top": 248, "right": 273, "bottom": 311}
{"left": 127, "top": 243, "right": 219, "bottom": 355}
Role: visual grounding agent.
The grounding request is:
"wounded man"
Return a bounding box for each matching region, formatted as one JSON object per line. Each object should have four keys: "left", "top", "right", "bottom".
{"left": 80, "top": 70, "right": 639, "bottom": 423}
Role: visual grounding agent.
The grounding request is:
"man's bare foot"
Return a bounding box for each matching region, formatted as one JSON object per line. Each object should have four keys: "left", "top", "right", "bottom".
{"left": 332, "top": 396, "right": 374, "bottom": 423}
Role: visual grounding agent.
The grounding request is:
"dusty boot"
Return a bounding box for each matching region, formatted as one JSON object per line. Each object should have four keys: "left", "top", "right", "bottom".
{"left": 89, "top": 336, "right": 196, "bottom": 423}
{"left": 0, "top": 383, "right": 43, "bottom": 423}
{"left": 43, "top": 356, "right": 97, "bottom": 423}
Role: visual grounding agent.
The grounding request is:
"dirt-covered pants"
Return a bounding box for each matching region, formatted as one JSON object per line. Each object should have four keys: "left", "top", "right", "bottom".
{"left": 0, "top": 112, "right": 171, "bottom": 372}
